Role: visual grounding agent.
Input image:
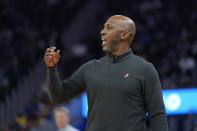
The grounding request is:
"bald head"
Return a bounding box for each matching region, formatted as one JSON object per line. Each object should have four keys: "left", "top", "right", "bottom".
{"left": 107, "top": 15, "right": 136, "bottom": 44}
{"left": 100, "top": 15, "right": 136, "bottom": 55}
{"left": 108, "top": 15, "right": 136, "bottom": 32}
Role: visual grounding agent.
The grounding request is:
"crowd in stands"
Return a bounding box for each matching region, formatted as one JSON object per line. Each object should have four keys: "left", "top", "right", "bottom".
{"left": 0, "top": 0, "right": 86, "bottom": 102}
{"left": 0, "top": 0, "right": 197, "bottom": 130}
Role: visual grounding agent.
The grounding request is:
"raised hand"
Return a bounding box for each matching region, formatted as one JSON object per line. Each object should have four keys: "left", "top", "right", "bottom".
{"left": 44, "top": 47, "right": 60, "bottom": 67}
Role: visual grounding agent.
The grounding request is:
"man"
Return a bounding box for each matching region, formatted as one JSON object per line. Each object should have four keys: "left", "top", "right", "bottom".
{"left": 44, "top": 15, "right": 168, "bottom": 131}
{"left": 54, "top": 107, "right": 79, "bottom": 131}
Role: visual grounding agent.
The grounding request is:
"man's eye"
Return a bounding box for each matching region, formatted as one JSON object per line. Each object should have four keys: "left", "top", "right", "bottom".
{"left": 107, "top": 26, "right": 112, "bottom": 29}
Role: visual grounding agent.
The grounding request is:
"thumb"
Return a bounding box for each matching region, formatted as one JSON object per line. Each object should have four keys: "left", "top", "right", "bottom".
{"left": 55, "top": 50, "right": 60, "bottom": 58}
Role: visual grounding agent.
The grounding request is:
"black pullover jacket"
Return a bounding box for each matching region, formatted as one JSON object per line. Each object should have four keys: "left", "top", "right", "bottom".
{"left": 47, "top": 49, "right": 168, "bottom": 131}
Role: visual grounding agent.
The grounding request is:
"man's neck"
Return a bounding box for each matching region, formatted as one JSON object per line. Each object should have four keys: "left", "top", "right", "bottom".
{"left": 111, "top": 45, "right": 130, "bottom": 56}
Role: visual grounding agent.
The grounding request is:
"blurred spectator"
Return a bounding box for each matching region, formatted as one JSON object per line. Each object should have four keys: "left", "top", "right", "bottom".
{"left": 54, "top": 107, "right": 79, "bottom": 131}
{"left": 179, "top": 55, "right": 195, "bottom": 73}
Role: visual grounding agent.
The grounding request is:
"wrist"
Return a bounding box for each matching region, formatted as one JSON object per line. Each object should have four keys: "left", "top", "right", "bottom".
{"left": 47, "top": 65, "right": 57, "bottom": 68}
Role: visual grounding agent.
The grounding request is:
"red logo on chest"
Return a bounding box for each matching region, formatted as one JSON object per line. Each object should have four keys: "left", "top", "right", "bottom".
{"left": 123, "top": 72, "right": 129, "bottom": 78}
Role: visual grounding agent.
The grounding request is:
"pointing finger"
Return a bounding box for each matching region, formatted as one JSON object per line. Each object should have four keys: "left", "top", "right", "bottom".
{"left": 50, "top": 46, "right": 56, "bottom": 50}
{"left": 46, "top": 47, "right": 56, "bottom": 52}
{"left": 55, "top": 50, "right": 60, "bottom": 58}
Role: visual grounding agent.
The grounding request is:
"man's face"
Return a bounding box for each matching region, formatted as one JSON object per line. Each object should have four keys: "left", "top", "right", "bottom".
{"left": 55, "top": 110, "right": 69, "bottom": 128}
{"left": 100, "top": 17, "right": 123, "bottom": 53}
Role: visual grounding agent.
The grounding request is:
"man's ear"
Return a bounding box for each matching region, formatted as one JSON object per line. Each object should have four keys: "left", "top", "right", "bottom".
{"left": 120, "top": 32, "right": 129, "bottom": 40}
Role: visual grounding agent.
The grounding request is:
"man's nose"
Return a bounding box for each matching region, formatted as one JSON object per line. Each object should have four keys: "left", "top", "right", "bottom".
{"left": 100, "top": 29, "right": 106, "bottom": 36}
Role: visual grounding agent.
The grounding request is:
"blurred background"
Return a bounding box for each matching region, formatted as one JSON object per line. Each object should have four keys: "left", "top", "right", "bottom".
{"left": 0, "top": 0, "right": 197, "bottom": 130}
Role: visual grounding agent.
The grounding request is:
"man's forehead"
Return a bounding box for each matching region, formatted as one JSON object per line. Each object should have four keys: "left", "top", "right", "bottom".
{"left": 56, "top": 110, "right": 68, "bottom": 115}
{"left": 104, "top": 19, "right": 123, "bottom": 28}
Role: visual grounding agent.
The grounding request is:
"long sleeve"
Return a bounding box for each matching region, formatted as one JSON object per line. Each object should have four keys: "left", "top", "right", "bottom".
{"left": 143, "top": 63, "right": 168, "bottom": 131}
{"left": 47, "top": 65, "right": 86, "bottom": 104}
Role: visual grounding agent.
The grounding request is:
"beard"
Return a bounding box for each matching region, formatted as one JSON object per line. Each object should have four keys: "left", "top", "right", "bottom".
{"left": 103, "top": 36, "right": 120, "bottom": 54}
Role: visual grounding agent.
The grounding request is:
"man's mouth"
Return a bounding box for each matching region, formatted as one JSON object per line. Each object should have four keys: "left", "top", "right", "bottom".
{"left": 101, "top": 37, "right": 107, "bottom": 46}
{"left": 102, "top": 40, "right": 107, "bottom": 46}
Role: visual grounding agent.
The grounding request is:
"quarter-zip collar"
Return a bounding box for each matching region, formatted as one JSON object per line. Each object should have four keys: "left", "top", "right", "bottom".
{"left": 107, "top": 48, "right": 133, "bottom": 63}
